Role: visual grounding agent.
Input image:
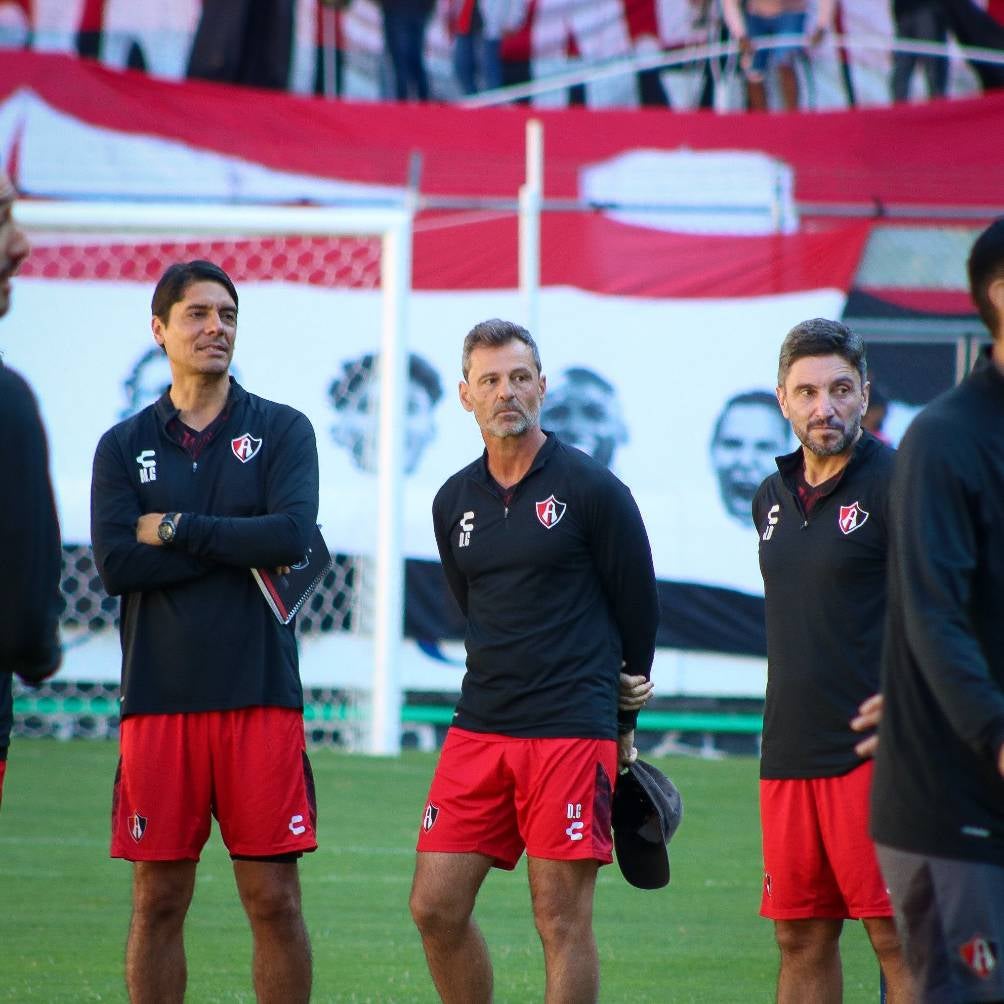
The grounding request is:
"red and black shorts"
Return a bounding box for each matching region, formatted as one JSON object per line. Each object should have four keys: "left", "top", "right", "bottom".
{"left": 111, "top": 707, "right": 317, "bottom": 862}
{"left": 760, "top": 761, "right": 893, "bottom": 920}
{"left": 416, "top": 727, "right": 617, "bottom": 869}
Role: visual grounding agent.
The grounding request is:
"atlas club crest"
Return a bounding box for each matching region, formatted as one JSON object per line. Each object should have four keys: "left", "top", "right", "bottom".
{"left": 231, "top": 433, "right": 262, "bottom": 463}
{"left": 838, "top": 501, "right": 869, "bottom": 535}
{"left": 535, "top": 494, "right": 567, "bottom": 529}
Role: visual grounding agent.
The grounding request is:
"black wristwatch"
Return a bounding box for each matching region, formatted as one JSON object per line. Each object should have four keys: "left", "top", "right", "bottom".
{"left": 157, "top": 512, "right": 179, "bottom": 544}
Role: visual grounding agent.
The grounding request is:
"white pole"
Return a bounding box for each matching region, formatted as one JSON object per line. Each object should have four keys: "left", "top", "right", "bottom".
{"left": 370, "top": 206, "right": 413, "bottom": 756}
{"left": 519, "top": 119, "right": 543, "bottom": 337}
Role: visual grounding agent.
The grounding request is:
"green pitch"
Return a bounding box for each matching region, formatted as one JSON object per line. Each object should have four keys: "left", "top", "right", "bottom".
{"left": 1, "top": 740, "right": 884, "bottom": 1002}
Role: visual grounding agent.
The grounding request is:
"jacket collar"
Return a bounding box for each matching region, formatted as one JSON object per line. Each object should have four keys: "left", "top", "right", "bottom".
{"left": 154, "top": 375, "right": 242, "bottom": 428}
{"left": 775, "top": 428, "right": 881, "bottom": 487}
{"left": 473, "top": 430, "right": 559, "bottom": 486}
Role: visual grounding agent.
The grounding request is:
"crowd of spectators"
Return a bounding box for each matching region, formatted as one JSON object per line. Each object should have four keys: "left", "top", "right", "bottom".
{"left": 4, "top": 0, "right": 1004, "bottom": 110}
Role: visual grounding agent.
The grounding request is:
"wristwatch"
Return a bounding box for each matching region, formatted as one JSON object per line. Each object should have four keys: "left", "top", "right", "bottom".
{"left": 157, "top": 512, "right": 179, "bottom": 544}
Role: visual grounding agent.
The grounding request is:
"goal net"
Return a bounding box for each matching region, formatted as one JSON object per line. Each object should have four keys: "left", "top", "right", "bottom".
{"left": 11, "top": 200, "right": 414, "bottom": 755}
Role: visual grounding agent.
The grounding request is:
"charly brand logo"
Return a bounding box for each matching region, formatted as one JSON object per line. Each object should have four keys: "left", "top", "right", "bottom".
{"left": 288, "top": 814, "right": 306, "bottom": 836}
{"left": 458, "top": 511, "right": 475, "bottom": 548}
{"left": 136, "top": 450, "right": 157, "bottom": 484}
{"left": 565, "top": 802, "right": 584, "bottom": 841}
{"left": 762, "top": 504, "right": 779, "bottom": 541}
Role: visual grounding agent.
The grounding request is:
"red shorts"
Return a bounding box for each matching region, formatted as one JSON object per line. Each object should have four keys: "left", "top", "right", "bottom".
{"left": 111, "top": 707, "right": 317, "bottom": 862}
{"left": 0, "top": 759, "right": 6, "bottom": 809}
{"left": 760, "top": 761, "right": 893, "bottom": 920}
{"left": 416, "top": 728, "right": 617, "bottom": 869}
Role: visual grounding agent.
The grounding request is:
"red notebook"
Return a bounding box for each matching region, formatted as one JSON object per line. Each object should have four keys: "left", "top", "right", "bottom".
{"left": 252, "top": 524, "right": 332, "bottom": 625}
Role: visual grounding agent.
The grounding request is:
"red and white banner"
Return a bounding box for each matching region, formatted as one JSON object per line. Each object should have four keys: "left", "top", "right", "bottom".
{"left": 0, "top": 51, "right": 997, "bottom": 691}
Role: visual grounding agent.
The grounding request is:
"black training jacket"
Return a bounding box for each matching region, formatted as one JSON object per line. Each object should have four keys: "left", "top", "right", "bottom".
{"left": 0, "top": 364, "right": 63, "bottom": 759}
{"left": 433, "top": 433, "right": 659, "bottom": 740}
{"left": 753, "top": 432, "right": 895, "bottom": 779}
{"left": 90, "top": 380, "right": 318, "bottom": 717}
{"left": 872, "top": 350, "right": 1004, "bottom": 864}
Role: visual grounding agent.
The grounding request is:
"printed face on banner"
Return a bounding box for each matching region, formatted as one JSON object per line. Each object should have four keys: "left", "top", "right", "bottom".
{"left": 709, "top": 391, "right": 789, "bottom": 523}
{"left": 328, "top": 351, "right": 443, "bottom": 475}
{"left": 541, "top": 366, "right": 627, "bottom": 468}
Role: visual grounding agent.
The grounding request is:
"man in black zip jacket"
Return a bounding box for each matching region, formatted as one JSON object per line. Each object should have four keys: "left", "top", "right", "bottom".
{"left": 752, "top": 318, "right": 912, "bottom": 1003}
{"left": 91, "top": 260, "right": 318, "bottom": 1003}
{"left": 409, "top": 319, "right": 659, "bottom": 1003}
{"left": 0, "top": 168, "right": 62, "bottom": 810}
{"left": 871, "top": 219, "right": 1004, "bottom": 1002}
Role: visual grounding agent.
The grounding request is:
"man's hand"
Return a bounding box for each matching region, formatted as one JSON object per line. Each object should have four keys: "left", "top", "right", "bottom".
{"left": 851, "top": 693, "right": 883, "bottom": 759}
{"left": 619, "top": 672, "right": 653, "bottom": 712}
{"left": 998, "top": 743, "right": 1004, "bottom": 779}
{"left": 618, "top": 730, "right": 638, "bottom": 771}
{"left": 136, "top": 512, "right": 183, "bottom": 546}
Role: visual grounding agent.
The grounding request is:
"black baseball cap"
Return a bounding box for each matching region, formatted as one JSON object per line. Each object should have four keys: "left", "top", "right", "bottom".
{"left": 611, "top": 759, "right": 683, "bottom": 890}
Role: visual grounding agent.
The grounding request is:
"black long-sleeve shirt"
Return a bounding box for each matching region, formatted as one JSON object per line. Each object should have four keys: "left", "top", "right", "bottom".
{"left": 753, "top": 432, "right": 895, "bottom": 779}
{"left": 433, "top": 433, "right": 659, "bottom": 740}
{"left": 872, "top": 350, "right": 1004, "bottom": 864}
{"left": 0, "top": 364, "right": 62, "bottom": 759}
{"left": 91, "top": 380, "right": 318, "bottom": 716}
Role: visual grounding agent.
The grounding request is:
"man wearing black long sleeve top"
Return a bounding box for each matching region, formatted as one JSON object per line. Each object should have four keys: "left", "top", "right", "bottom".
{"left": 0, "top": 168, "right": 62, "bottom": 809}
{"left": 409, "top": 319, "right": 659, "bottom": 1003}
{"left": 872, "top": 218, "right": 1004, "bottom": 1002}
{"left": 90, "top": 260, "right": 318, "bottom": 1004}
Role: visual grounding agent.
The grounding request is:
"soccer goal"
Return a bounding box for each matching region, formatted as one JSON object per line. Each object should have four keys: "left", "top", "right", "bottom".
{"left": 14, "top": 198, "right": 414, "bottom": 756}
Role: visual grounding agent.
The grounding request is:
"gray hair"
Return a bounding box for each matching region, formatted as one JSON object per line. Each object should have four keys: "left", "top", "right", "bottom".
{"left": 462, "top": 319, "right": 542, "bottom": 380}
{"left": 777, "top": 318, "right": 867, "bottom": 386}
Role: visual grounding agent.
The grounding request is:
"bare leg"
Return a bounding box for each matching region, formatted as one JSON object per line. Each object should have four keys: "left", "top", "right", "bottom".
{"left": 778, "top": 64, "right": 799, "bottom": 110}
{"left": 863, "top": 917, "right": 916, "bottom": 1003}
{"left": 126, "top": 860, "right": 197, "bottom": 1004}
{"left": 775, "top": 917, "right": 843, "bottom": 1004}
{"left": 528, "top": 857, "right": 600, "bottom": 1004}
{"left": 747, "top": 78, "right": 768, "bottom": 112}
{"left": 410, "top": 851, "right": 494, "bottom": 1003}
{"left": 233, "top": 860, "right": 312, "bottom": 1004}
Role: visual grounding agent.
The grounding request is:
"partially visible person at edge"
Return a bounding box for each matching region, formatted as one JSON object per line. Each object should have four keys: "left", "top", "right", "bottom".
{"left": 409, "top": 318, "right": 659, "bottom": 1003}
{"left": 753, "top": 318, "right": 914, "bottom": 1003}
{"left": 0, "top": 168, "right": 62, "bottom": 810}
{"left": 864, "top": 218, "right": 1004, "bottom": 1003}
{"left": 90, "top": 259, "right": 319, "bottom": 1003}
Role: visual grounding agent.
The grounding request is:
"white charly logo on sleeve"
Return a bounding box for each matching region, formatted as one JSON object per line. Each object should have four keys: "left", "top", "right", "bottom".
{"left": 288, "top": 814, "right": 306, "bottom": 836}
{"left": 136, "top": 450, "right": 157, "bottom": 483}
{"left": 458, "top": 511, "right": 475, "bottom": 548}
{"left": 761, "top": 503, "right": 779, "bottom": 541}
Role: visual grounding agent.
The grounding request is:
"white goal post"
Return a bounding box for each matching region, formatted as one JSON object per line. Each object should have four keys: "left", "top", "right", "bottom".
{"left": 16, "top": 198, "right": 414, "bottom": 757}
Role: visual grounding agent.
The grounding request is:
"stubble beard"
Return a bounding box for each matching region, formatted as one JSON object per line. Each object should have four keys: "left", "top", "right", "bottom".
{"left": 801, "top": 416, "right": 860, "bottom": 458}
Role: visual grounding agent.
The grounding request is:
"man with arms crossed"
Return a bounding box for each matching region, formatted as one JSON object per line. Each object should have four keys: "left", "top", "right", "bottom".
{"left": 870, "top": 219, "right": 1004, "bottom": 1002}
{"left": 0, "top": 168, "right": 62, "bottom": 808}
{"left": 753, "top": 318, "right": 912, "bottom": 1003}
{"left": 91, "top": 260, "right": 318, "bottom": 1003}
{"left": 409, "top": 319, "right": 659, "bottom": 1003}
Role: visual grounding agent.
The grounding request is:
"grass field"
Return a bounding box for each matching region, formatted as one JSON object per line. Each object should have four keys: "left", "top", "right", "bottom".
{"left": 0, "top": 740, "right": 885, "bottom": 1002}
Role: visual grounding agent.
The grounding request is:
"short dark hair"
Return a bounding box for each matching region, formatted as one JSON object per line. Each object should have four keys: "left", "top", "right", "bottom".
{"left": 967, "top": 218, "right": 1004, "bottom": 334}
{"left": 462, "top": 319, "right": 541, "bottom": 380}
{"left": 777, "top": 318, "right": 866, "bottom": 386}
{"left": 328, "top": 352, "right": 443, "bottom": 410}
{"left": 151, "top": 260, "right": 238, "bottom": 324}
{"left": 711, "top": 390, "right": 785, "bottom": 444}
